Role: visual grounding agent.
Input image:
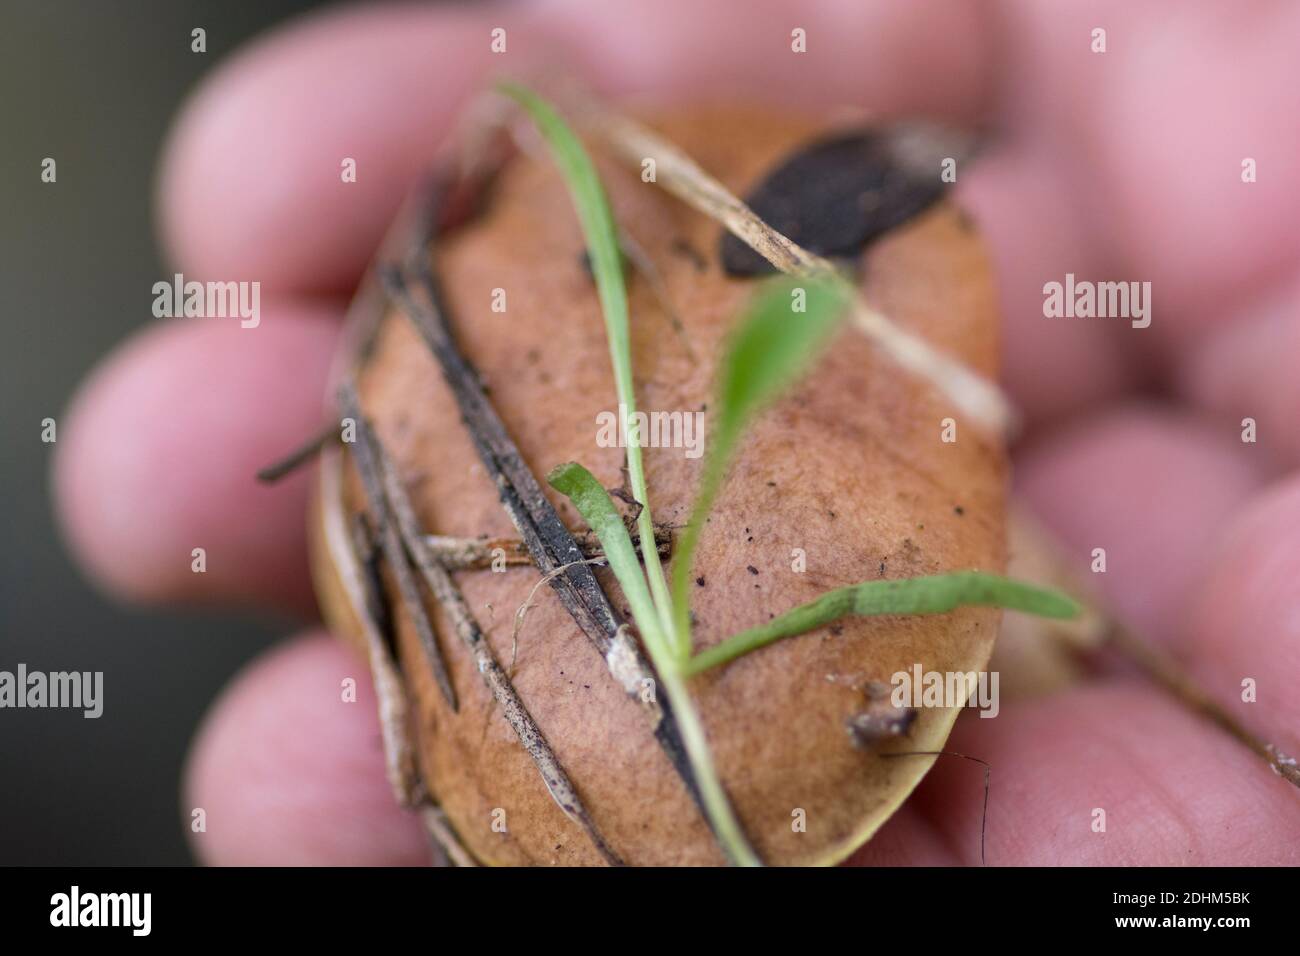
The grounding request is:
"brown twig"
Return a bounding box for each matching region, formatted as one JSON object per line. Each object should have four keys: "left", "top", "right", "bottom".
{"left": 256, "top": 422, "right": 339, "bottom": 483}
{"left": 349, "top": 512, "right": 394, "bottom": 651}
{"left": 345, "top": 389, "right": 623, "bottom": 865}
{"left": 317, "top": 446, "right": 421, "bottom": 806}
{"left": 338, "top": 385, "right": 458, "bottom": 712}
{"left": 421, "top": 527, "right": 670, "bottom": 570}
{"left": 420, "top": 803, "right": 479, "bottom": 868}
{"left": 1105, "top": 624, "right": 1300, "bottom": 789}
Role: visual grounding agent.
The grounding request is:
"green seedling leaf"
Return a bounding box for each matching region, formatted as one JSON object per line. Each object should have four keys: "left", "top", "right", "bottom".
{"left": 684, "top": 571, "right": 1081, "bottom": 676}
{"left": 512, "top": 82, "right": 760, "bottom": 866}
{"left": 499, "top": 82, "right": 676, "bottom": 642}
{"left": 547, "top": 460, "right": 759, "bottom": 866}
{"left": 670, "top": 276, "right": 850, "bottom": 652}
{"left": 546, "top": 461, "right": 666, "bottom": 652}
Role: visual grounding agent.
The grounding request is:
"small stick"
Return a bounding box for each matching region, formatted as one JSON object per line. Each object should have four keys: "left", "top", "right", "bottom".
{"left": 350, "top": 512, "right": 394, "bottom": 650}
{"left": 355, "top": 399, "right": 623, "bottom": 866}
{"left": 586, "top": 106, "right": 1016, "bottom": 435}
{"left": 1105, "top": 624, "right": 1300, "bottom": 789}
{"left": 420, "top": 803, "right": 479, "bottom": 868}
{"left": 339, "top": 385, "right": 458, "bottom": 712}
{"left": 319, "top": 436, "right": 423, "bottom": 806}
{"left": 422, "top": 528, "right": 670, "bottom": 570}
{"left": 255, "top": 422, "right": 339, "bottom": 483}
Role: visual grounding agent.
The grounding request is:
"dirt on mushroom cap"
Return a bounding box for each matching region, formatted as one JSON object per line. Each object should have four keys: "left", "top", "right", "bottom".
{"left": 312, "top": 106, "right": 1006, "bottom": 866}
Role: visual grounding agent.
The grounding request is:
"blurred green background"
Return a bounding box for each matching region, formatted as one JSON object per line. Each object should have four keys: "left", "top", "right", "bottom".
{"left": 0, "top": 0, "right": 329, "bottom": 865}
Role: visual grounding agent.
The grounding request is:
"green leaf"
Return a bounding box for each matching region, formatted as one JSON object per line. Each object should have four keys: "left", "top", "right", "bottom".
{"left": 684, "top": 571, "right": 1081, "bottom": 676}
{"left": 546, "top": 461, "right": 667, "bottom": 652}
{"left": 499, "top": 81, "right": 676, "bottom": 643}
{"left": 515, "top": 83, "right": 760, "bottom": 866}
{"left": 669, "top": 276, "right": 850, "bottom": 651}
{"left": 548, "top": 460, "right": 760, "bottom": 865}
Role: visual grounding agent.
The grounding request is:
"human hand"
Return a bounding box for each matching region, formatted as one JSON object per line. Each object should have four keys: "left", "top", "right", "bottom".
{"left": 54, "top": 0, "right": 1300, "bottom": 864}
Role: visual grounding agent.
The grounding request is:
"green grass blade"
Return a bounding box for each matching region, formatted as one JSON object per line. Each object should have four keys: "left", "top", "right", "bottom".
{"left": 499, "top": 82, "right": 677, "bottom": 644}
{"left": 547, "top": 461, "right": 666, "bottom": 651}
{"left": 669, "top": 276, "right": 849, "bottom": 653}
{"left": 684, "top": 571, "right": 1081, "bottom": 676}
{"left": 547, "top": 460, "right": 760, "bottom": 865}
{"left": 654, "top": 667, "right": 760, "bottom": 866}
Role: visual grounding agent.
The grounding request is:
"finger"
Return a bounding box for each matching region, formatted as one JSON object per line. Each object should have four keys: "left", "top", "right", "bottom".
{"left": 159, "top": 0, "right": 998, "bottom": 297}
{"left": 957, "top": 142, "right": 1143, "bottom": 427}
{"left": 159, "top": 3, "right": 506, "bottom": 295}
{"left": 1186, "top": 475, "right": 1300, "bottom": 744}
{"left": 996, "top": 0, "right": 1300, "bottom": 339}
{"left": 53, "top": 306, "right": 339, "bottom": 614}
{"left": 541, "top": 0, "right": 992, "bottom": 116}
{"left": 1014, "top": 403, "right": 1264, "bottom": 645}
{"left": 185, "top": 632, "right": 428, "bottom": 866}
{"left": 1178, "top": 273, "right": 1300, "bottom": 468}
{"left": 911, "top": 683, "right": 1300, "bottom": 865}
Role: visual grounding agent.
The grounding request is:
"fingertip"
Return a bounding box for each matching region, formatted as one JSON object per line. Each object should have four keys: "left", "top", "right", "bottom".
{"left": 1015, "top": 404, "right": 1264, "bottom": 644}
{"left": 539, "top": 0, "right": 992, "bottom": 118}
{"left": 927, "top": 685, "right": 1300, "bottom": 865}
{"left": 958, "top": 144, "right": 1143, "bottom": 425}
{"left": 53, "top": 307, "right": 339, "bottom": 612}
{"left": 157, "top": 3, "right": 502, "bottom": 293}
{"left": 1179, "top": 275, "right": 1300, "bottom": 468}
{"left": 184, "top": 632, "right": 428, "bottom": 866}
{"left": 1189, "top": 475, "right": 1300, "bottom": 737}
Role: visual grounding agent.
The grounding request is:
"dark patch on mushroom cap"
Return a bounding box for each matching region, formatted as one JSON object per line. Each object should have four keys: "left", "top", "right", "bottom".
{"left": 720, "top": 129, "right": 949, "bottom": 276}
